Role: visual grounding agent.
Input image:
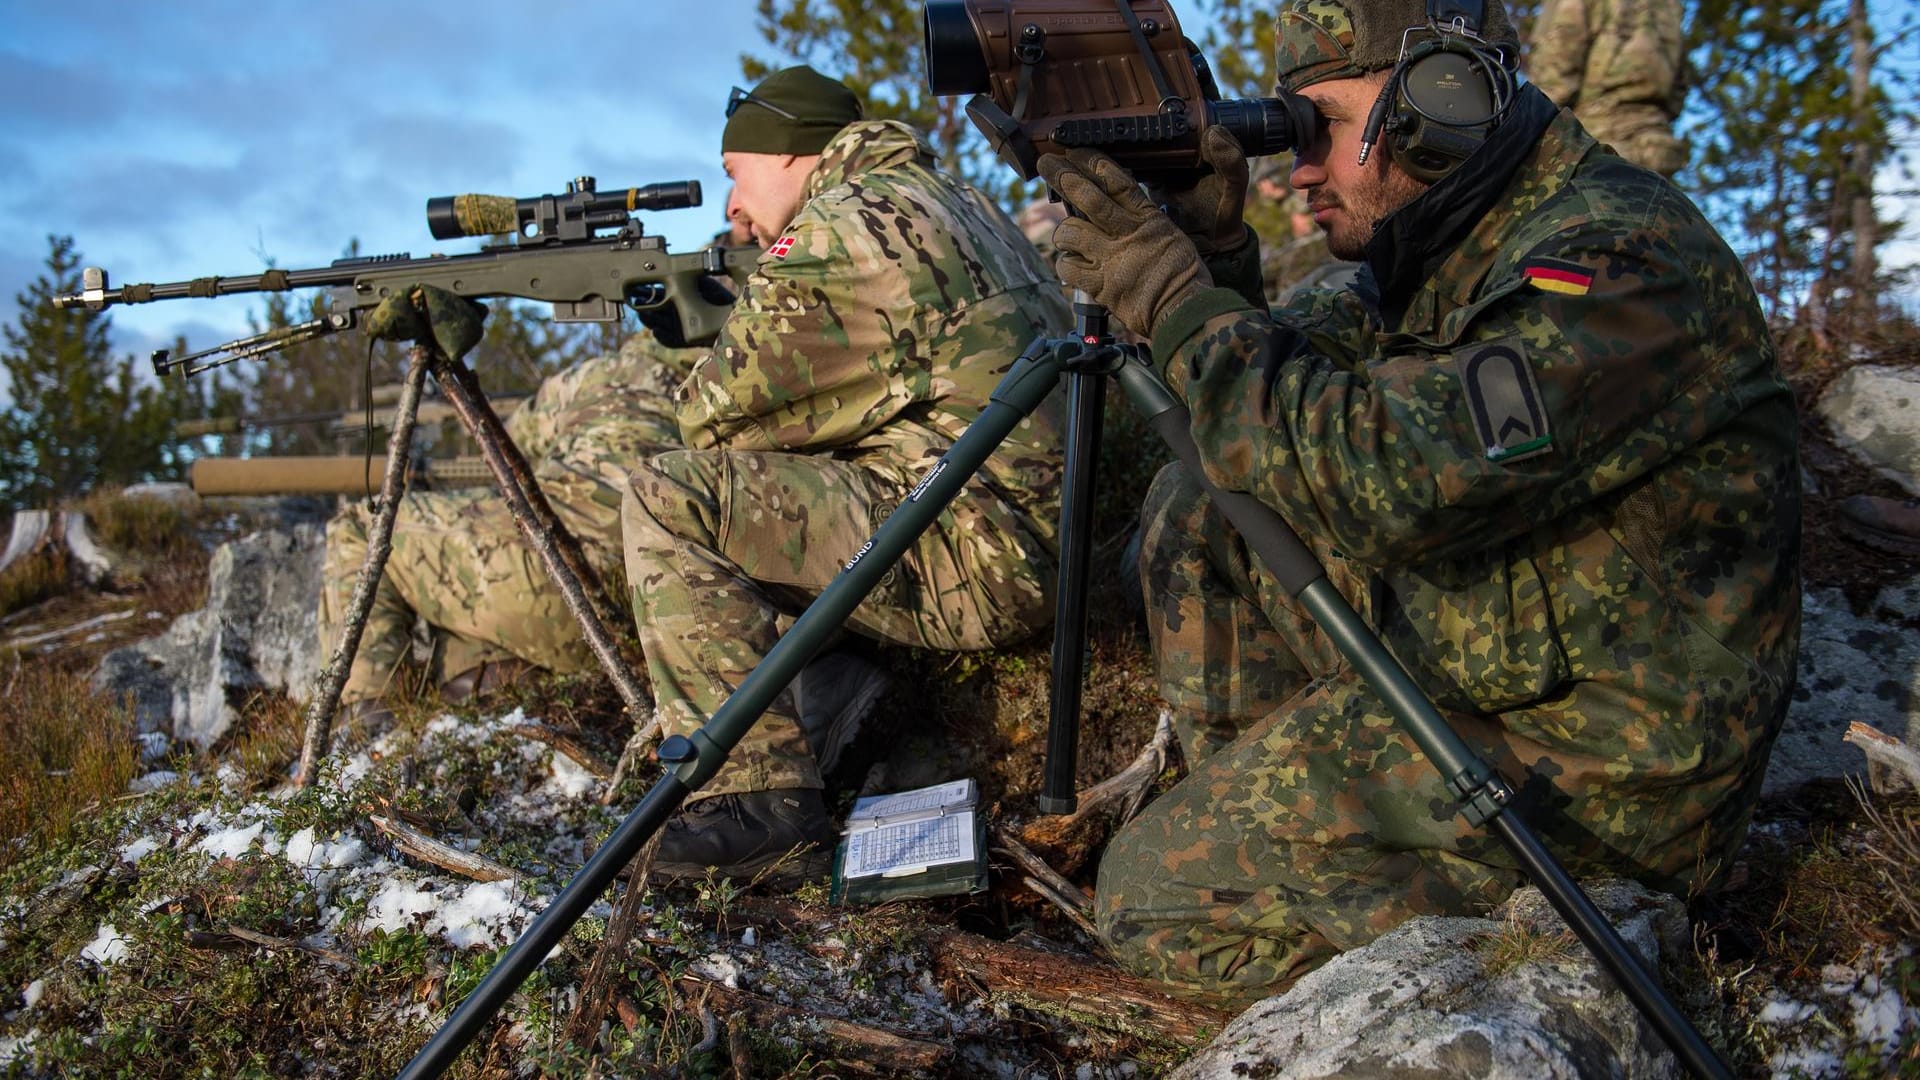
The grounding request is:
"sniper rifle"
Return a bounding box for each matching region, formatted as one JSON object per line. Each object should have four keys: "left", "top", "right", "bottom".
{"left": 51, "top": 177, "right": 759, "bottom": 375}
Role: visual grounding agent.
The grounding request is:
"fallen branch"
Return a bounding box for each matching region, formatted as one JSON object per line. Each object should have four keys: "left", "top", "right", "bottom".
{"left": 2, "top": 608, "right": 135, "bottom": 651}
{"left": 369, "top": 815, "right": 516, "bottom": 882}
{"left": 992, "top": 824, "right": 1098, "bottom": 940}
{"left": 510, "top": 722, "right": 614, "bottom": 780}
{"left": 186, "top": 925, "right": 356, "bottom": 968}
{"left": 717, "top": 896, "right": 1228, "bottom": 1048}
{"left": 1845, "top": 720, "right": 1920, "bottom": 795}
{"left": 1017, "top": 709, "right": 1175, "bottom": 872}
{"left": 926, "top": 926, "right": 1230, "bottom": 1047}
{"left": 677, "top": 976, "right": 951, "bottom": 1076}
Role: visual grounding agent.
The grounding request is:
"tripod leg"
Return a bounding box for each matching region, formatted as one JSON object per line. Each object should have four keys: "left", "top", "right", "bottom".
{"left": 428, "top": 355, "right": 654, "bottom": 742}
{"left": 1040, "top": 368, "right": 1106, "bottom": 814}
{"left": 296, "top": 345, "right": 430, "bottom": 787}
{"left": 394, "top": 335, "right": 1072, "bottom": 1080}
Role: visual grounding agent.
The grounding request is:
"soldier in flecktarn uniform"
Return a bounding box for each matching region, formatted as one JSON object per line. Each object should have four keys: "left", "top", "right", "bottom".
{"left": 1035, "top": 0, "right": 1800, "bottom": 1005}
{"left": 623, "top": 66, "right": 1072, "bottom": 880}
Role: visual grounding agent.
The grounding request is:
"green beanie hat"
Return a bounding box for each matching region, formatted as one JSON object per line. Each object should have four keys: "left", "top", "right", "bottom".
{"left": 1274, "top": 0, "right": 1519, "bottom": 92}
{"left": 721, "top": 66, "right": 864, "bottom": 155}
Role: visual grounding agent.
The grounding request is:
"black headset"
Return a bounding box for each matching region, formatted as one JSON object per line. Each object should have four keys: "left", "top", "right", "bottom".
{"left": 1356, "top": 0, "right": 1518, "bottom": 183}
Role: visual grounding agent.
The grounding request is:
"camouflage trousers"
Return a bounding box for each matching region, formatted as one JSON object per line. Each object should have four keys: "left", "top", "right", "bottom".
{"left": 1580, "top": 106, "right": 1686, "bottom": 176}
{"left": 1098, "top": 465, "right": 1725, "bottom": 1008}
{"left": 621, "top": 448, "right": 1055, "bottom": 799}
{"left": 318, "top": 336, "right": 696, "bottom": 701}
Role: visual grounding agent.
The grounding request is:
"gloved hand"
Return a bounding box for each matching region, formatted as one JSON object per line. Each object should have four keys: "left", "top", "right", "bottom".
{"left": 1038, "top": 148, "right": 1212, "bottom": 340}
{"left": 364, "top": 283, "right": 489, "bottom": 362}
{"left": 1148, "top": 125, "right": 1252, "bottom": 255}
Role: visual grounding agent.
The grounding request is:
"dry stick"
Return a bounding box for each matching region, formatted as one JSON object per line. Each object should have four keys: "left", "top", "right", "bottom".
{"left": 992, "top": 826, "right": 1099, "bottom": 941}
{"left": 675, "top": 976, "right": 952, "bottom": 1076}
{"left": 726, "top": 1017, "right": 753, "bottom": 1080}
{"left": 1015, "top": 709, "right": 1176, "bottom": 872}
{"left": 186, "top": 925, "right": 356, "bottom": 968}
{"left": 510, "top": 722, "right": 615, "bottom": 780}
{"left": 1844, "top": 720, "right": 1920, "bottom": 794}
{"left": 369, "top": 815, "right": 517, "bottom": 882}
{"left": 430, "top": 357, "right": 650, "bottom": 707}
{"left": 296, "top": 347, "right": 431, "bottom": 787}
{"left": 566, "top": 832, "right": 663, "bottom": 1049}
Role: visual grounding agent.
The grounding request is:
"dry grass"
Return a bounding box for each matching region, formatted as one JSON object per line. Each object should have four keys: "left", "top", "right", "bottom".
{"left": 80, "top": 487, "right": 200, "bottom": 558}
{"left": 0, "top": 664, "right": 139, "bottom": 868}
{"left": 0, "top": 546, "right": 72, "bottom": 617}
{"left": 1471, "top": 912, "right": 1580, "bottom": 979}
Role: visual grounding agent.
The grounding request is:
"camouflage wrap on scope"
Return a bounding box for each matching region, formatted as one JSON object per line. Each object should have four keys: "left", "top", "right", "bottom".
{"left": 622, "top": 120, "right": 1072, "bottom": 799}
{"left": 447, "top": 194, "right": 523, "bottom": 238}
{"left": 1096, "top": 98, "right": 1801, "bottom": 1005}
{"left": 1528, "top": 0, "right": 1688, "bottom": 175}
{"left": 318, "top": 332, "right": 704, "bottom": 699}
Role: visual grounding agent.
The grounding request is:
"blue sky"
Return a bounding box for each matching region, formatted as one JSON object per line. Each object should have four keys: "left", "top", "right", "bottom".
{"left": 0, "top": 1, "right": 766, "bottom": 375}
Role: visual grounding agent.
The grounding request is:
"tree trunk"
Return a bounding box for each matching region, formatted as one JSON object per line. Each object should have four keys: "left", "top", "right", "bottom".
{"left": 1848, "top": 0, "right": 1878, "bottom": 326}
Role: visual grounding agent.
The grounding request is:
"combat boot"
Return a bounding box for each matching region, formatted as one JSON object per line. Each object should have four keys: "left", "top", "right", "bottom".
{"left": 1838, "top": 494, "right": 1920, "bottom": 556}
{"left": 653, "top": 788, "right": 834, "bottom": 886}
{"left": 793, "top": 649, "right": 890, "bottom": 776}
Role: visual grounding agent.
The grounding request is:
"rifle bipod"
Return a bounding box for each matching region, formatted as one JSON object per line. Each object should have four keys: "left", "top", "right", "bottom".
{"left": 394, "top": 303, "right": 1733, "bottom": 1080}
{"left": 296, "top": 341, "right": 652, "bottom": 787}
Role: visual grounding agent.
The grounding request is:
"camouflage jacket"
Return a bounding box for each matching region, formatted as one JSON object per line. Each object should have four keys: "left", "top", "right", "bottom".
{"left": 1528, "top": 0, "right": 1686, "bottom": 125}
{"left": 675, "top": 120, "right": 1071, "bottom": 540}
{"left": 1149, "top": 85, "right": 1801, "bottom": 883}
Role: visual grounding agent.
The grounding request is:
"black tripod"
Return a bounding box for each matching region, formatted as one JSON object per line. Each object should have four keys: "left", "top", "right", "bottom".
{"left": 395, "top": 298, "right": 1733, "bottom": 1080}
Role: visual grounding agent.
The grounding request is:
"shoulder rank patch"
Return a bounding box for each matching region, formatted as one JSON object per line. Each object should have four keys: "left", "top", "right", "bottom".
{"left": 1522, "top": 258, "right": 1593, "bottom": 295}
{"left": 1455, "top": 336, "right": 1553, "bottom": 463}
{"left": 768, "top": 235, "right": 797, "bottom": 259}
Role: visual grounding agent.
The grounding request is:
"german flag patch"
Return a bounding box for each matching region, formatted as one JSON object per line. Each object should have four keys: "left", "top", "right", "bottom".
{"left": 1522, "top": 258, "right": 1594, "bottom": 296}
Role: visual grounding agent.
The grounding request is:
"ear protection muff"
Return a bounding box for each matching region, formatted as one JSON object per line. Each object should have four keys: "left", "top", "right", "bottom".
{"left": 1357, "top": 0, "right": 1517, "bottom": 183}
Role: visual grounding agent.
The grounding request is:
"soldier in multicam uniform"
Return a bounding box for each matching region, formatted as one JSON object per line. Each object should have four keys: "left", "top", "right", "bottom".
{"left": 317, "top": 329, "right": 704, "bottom": 719}
{"left": 1036, "top": 0, "right": 1799, "bottom": 1006}
{"left": 622, "top": 66, "right": 1071, "bottom": 879}
{"left": 1527, "top": 0, "right": 1688, "bottom": 176}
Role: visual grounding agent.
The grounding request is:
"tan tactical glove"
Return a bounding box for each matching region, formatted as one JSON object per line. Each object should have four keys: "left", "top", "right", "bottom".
{"left": 1148, "top": 125, "right": 1252, "bottom": 255}
{"left": 364, "top": 283, "right": 489, "bottom": 363}
{"left": 1039, "top": 148, "right": 1212, "bottom": 340}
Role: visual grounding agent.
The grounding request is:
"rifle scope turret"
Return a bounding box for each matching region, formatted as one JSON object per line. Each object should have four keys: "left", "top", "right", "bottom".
{"left": 426, "top": 177, "right": 701, "bottom": 244}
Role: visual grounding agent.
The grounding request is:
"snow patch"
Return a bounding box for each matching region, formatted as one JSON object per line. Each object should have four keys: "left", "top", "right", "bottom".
{"left": 80, "top": 924, "right": 129, "bottom": 966}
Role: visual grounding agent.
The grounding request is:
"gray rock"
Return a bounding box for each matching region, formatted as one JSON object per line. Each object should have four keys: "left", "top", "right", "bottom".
{"left": 1815, "top": 364, "right": 1920, "bottom": 496}
{"left": 1172, "top": 880, "right": 1687, "bottom": 1080}
{"left": 1770, "top": 578, "right": 1920, "bottom": 798}
{"left": 90, "top": 525, "right": 325, "bottom": 748}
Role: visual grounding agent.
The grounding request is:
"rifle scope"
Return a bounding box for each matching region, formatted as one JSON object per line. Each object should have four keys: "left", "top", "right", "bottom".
{"left": 426, "top": 177, "right": 701, "bottom": 243}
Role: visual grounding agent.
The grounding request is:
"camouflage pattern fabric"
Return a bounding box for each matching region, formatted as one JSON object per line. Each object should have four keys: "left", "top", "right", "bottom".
{"left": 1528, "top": 0, "right": 1687, "bottom": 175}
{"left": 623, "top": 120, "right": 1071, "bottom": 799}
{"left": 318, "top": 332, "right": 701, "bottom": 699}
{"left": 1098, "top": 91, "right": 1801, "bottom": 1006}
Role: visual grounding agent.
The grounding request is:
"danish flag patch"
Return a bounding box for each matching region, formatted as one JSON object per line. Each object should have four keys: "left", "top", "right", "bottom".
{"left": 768, "top": 235, "right": 797, "bottom": 259}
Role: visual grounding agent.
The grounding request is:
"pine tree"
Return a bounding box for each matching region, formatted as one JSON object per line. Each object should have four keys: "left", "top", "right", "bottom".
{"left": 0, "top": 235, "right": 188, "bottom": 509}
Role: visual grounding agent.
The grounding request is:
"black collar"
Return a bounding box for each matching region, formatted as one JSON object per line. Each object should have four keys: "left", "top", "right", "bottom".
{"left": 1361, "top": 84, "right": 1561, "bottom": 326}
